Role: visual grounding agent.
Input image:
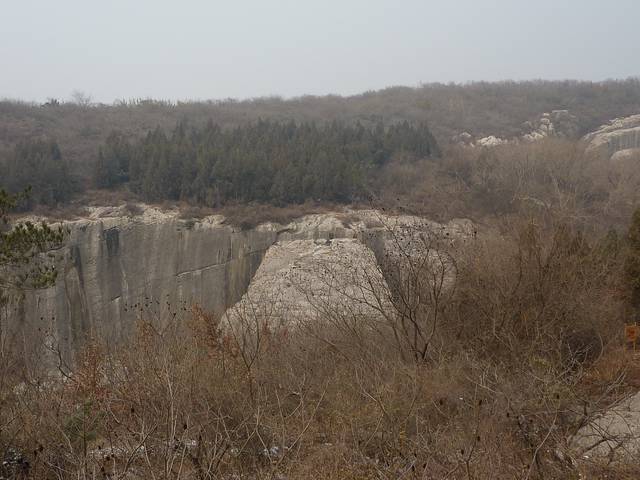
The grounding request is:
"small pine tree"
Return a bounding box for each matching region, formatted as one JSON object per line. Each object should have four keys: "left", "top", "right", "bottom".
{"left": 1, "top": 189, "right": 66, "bottom": 346}
{"left": 94, "top": 132, "right": 131, "bottom": 188}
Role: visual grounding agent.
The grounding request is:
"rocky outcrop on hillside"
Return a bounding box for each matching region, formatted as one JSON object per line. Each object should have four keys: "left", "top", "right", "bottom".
{"left": 583, "top": 114, "right": 640, "bottom": 158}
{"left": 522, "top": 110, "right": 579, "bottom": 142}
{"left": 225, "top": 211, "right": 468, "bottom": 350}
{"left": 476, "top": 135, "right": 508, "bottom": 147}
{"left": 452, "top": 110, "right": 579, "bottom": 148}
{"left": 11, "top": 206, "right": 473, "bottom": 357}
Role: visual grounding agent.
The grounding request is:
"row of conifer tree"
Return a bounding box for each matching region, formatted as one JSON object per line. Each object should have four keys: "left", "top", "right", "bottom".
{"left": 1, "top": 120, "right": 439, "bottom": 207}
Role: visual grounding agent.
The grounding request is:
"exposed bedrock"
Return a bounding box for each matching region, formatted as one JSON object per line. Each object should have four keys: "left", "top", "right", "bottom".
{"left": 12, "top": 205, "right": 473, "bottom": 356}
{"left": 570, "top": 390, "right": 640, "bottom": 464}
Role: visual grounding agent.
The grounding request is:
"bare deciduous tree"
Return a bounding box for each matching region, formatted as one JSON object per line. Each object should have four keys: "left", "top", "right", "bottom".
{"left": 70, "top": 90, "right": 93, "bottom": 107}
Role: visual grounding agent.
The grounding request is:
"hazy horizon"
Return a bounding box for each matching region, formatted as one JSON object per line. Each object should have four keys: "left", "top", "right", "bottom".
{"left": 2, "top": 0, "right": 639, "bottom": 104}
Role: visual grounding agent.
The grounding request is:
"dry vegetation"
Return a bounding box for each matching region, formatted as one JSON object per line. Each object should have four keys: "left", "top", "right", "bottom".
{"left": 2, "top": 80, "right": 640, "bottom": 478}
{"left": 1, "top": 207, "right": 637, "bottom": 479}
{"left": 376, "top": 137, "right": 637, "bottom": 233}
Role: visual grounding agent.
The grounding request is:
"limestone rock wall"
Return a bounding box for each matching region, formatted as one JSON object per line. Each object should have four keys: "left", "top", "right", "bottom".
{"left": 13, "top": 206, "right": 472, "bottom": 356}
{"left": 19, "top": 207, "right": 279, "bottom": 353}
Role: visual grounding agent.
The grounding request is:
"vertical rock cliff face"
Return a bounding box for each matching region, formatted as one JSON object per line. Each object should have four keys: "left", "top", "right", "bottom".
{"left": 19, "top": 208, "right": 279, "bottom": 353}
{"left": 14, "top": 206, "right": 473, "bottom": 357}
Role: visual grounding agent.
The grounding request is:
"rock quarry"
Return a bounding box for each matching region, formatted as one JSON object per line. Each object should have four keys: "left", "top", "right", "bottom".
{"left": 9, "top": 205, "right": 473, "bottom": 357}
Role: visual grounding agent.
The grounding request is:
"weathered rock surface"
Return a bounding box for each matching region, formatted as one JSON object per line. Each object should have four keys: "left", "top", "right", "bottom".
{"left": 16, "top": 206, "right": 276, "bottom": 353}
{"left": 226, "top": 238, "right": 391, "bottom": 325}
{"left": 570, "top": 391, "right": 640, "bottom": 462}
{"left": 225, "top": 212, "right": 469, "bottom": 349}
{"left": 11, "top": 205, "right": 472, "bottom": 356}
{"left": 583, "top": 114, "right": 640, "bottom": 158}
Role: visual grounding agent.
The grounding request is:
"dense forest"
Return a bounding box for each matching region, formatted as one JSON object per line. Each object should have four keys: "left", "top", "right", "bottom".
{"left": 94, "top": 120, "right": 438, "bottom": 205}
{"left": 0, "top": 120, "right": 439, "bottom": 208}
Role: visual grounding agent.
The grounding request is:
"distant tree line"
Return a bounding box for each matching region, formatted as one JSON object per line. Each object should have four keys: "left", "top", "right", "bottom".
{"left": 94, "top": 120, "right": 439, "bottom": 205}
{"left": 2, "top": 79, "right": 639, "bottom": 171}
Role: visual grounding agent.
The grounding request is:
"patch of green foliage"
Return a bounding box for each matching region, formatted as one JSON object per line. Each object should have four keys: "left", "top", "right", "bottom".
{"left": 0, "top": 189, "right": 65, "bottom": 294}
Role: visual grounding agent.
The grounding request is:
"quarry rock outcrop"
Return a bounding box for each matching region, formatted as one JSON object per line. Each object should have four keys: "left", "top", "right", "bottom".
{"left": 16, "top": 206, "right": 277, "bottom": 354}
{"left": 226, "top": 238, "right": 391, "bottom": 325}
{"left": 583, "top": 114, "right": 640, "bottom": 158}
{"left": 12, "top": 206, "right": 473, "bottom": 356}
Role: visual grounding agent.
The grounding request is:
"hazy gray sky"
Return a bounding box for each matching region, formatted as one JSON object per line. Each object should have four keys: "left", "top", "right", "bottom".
{"left": 1, "top": 0, "right": 638, "bottom": 103}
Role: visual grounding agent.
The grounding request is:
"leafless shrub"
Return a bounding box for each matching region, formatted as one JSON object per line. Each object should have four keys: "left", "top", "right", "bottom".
{"left": 122, "top": 202, "right": 143, "bottom": 217}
